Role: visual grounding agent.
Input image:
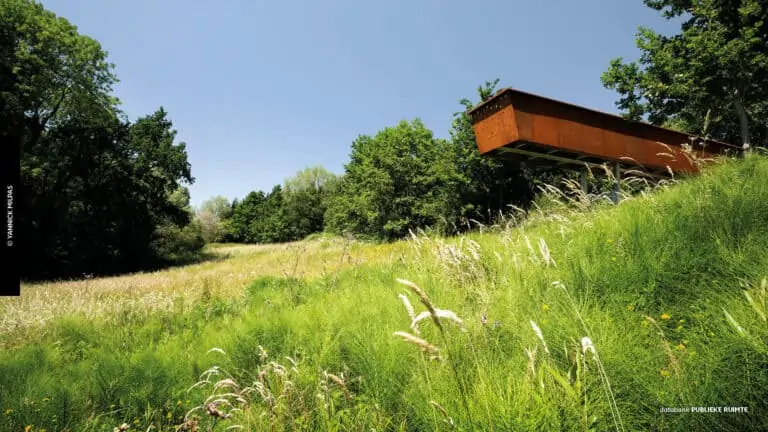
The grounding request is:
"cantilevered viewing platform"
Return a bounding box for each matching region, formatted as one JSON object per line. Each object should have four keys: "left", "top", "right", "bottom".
{"left": 467, "top": 88, "right": 741, "bottom": 181}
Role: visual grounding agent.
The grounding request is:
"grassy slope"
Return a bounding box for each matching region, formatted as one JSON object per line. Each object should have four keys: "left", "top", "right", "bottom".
{"left": 1, "top": 155, "right": 767, "bottom": 432}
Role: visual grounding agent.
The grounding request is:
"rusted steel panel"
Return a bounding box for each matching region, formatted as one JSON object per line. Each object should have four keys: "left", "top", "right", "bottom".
{"left": 468, "top": 88, "right": 741, "bottom": 174}
{"left": 472, "top": 105, "right": 519, "bottom": 153}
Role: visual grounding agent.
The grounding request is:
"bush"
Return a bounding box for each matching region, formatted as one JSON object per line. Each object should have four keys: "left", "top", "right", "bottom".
{"left": 150, "top": 220, "right": 206, "bottom": 262}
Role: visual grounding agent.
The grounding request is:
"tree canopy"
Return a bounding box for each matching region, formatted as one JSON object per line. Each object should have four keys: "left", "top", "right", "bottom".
{"left": 601, "top": 0, "right": 768, "bottom": 148}
{"left": 283, "top": 166, "right": 339, "bottom": 240}
{"left": 4, "top": 0, "right": 203, "bottom": 279}
{"left": 324, "top": 119, "right": 464, "bottom": 240}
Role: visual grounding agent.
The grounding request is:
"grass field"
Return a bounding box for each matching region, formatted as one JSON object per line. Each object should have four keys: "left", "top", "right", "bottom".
{"left": 1, "top": 155, "right": 767, "bottom": 432}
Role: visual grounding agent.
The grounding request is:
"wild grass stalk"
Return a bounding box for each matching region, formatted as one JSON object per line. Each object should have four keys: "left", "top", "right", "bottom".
{"left": 393, "top": 278, "right": 474, "bottom": 428}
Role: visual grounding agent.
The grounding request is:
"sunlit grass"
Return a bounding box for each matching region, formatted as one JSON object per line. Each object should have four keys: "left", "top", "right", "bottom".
{"left": 0, "top": 238, "right": 406, "bottom": 342}
{"left": 1, "top": 155, "right": 767, "bottom": 431}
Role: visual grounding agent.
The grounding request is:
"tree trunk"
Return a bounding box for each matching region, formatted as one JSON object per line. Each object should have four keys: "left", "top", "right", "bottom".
{"left": 733, "top": 92, "right": 751, "bottom": 151}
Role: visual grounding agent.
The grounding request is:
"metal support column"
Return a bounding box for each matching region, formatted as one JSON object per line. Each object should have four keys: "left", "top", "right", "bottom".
{"left": 611, "top": 162, "right": 621, "bottom": 204}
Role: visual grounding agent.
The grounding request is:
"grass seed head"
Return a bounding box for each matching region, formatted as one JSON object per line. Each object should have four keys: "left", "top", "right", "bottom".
{"left": 581, "top": 336, "right": 596, "bottom": 357}
{"left": 396, "top": 279, "right": 442, "bottom": 331}
{"left": 429, "top": 400, "right": 454, "bottom": 426}
{"left": 525, "top": 347, "right": 537, "bottom": 378}
{"left": 530, "top": 320, "right": 550, "bottom": 354}
{"left": 434, "top": 308, "right": 467, "bottom": 331}
{"left": 411, "top": 311, "right": 431, "bottom": 334}
{"left": 398, "top": 294, "right": 416, "bottom": 321}
{"left": 392, "top": 331, "right": 440, "bottom": 355}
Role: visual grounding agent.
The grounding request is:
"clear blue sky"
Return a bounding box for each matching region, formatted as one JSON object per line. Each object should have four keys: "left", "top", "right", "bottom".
{"left": 42, "top": 0, "right": 677, "bottom": 209}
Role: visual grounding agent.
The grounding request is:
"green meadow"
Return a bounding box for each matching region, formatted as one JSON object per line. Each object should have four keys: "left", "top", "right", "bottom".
{"left": 1, "top": 155, "right": 767, "bottom": 432}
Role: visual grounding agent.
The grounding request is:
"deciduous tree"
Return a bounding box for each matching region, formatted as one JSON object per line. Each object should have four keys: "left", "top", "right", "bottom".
{"left": 601, "top": 0, "right": 768, "bottom": 148}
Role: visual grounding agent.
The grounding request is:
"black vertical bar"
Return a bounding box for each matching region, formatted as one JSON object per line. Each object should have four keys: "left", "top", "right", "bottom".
{"left": 1, "top": 131, "right": 20, "bottom": 296}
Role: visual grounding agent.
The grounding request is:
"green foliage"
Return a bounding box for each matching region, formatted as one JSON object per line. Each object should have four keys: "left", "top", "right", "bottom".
{"left": 0, "top": 0, "right": 119, "bottom": 144}
{"left": 225, "top": 190, "right": 265, "bottom": 242}
{"left": 2, "top": 157, "right": 768, "bottom": 431}
{"left": 4, "top": 0, "right": 203, "bottom": 279}
{"left": 325, "top": 119, "right": 464, "bottom": 240}
{"left": 225, "top": 186, "right": 291, "bottom": 244}
{"left": 151, "top": 186, "right": 205, "bottom": 261}
{"left": 129, "top": 108, "right": 195, "bottom": 228}
{"left": 215, "top": 79, "right": 538, "bottom": 245}
{"left": 602, "top": 0, "right": 768, "bottom": 147}
{"left": 283, "top": 166, "right": 340, "bottom": 240}
{"left": 199, "top": 195, "right": 232, "bottom": 220}
{"left": 322, "top": 80, "right": 536, "bottom": 242}
{"left": 196, "top": 196, "right": 232, "bottom": 243}
{"left": 450, "top": 79, "right": 536, "bottom": 224}
{"left": 150, "top": 220, "right": 206, "bottom": 262}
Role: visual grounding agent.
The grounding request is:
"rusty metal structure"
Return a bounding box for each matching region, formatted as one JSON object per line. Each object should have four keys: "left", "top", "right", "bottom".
{"left": 467, "top": 88, "right": 741, "bottom": 202}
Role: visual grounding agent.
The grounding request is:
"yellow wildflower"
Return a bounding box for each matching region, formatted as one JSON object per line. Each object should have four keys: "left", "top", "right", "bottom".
{"left": 542, "top": 304, "right": 550, "bottom": 312}
{"left": 660, "top": 369, "right": 670, "bottom": 378}
{"left": 660, "top": 313, "right": 671, "bottom": 320}
{"left": 626, "top": 304, "right": 635, "bottom": 311}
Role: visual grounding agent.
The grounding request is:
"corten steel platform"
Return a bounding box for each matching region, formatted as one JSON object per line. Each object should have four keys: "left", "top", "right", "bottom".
{"left": 467, "top": 88, "right": 741, "bottom": 201}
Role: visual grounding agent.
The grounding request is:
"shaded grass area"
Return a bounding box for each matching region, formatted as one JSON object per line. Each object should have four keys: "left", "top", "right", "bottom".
{"left": 1, "top": 155, "right": 767, "bottom": 431}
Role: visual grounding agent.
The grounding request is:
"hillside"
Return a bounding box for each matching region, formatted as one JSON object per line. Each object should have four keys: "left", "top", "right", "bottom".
{"left": 1, "top": 154, "right": 767, "bottom": 432}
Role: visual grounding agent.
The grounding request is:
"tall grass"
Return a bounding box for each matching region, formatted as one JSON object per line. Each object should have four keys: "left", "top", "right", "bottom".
{"left": 1, "top": 154, "right": 767, "bottom": 431}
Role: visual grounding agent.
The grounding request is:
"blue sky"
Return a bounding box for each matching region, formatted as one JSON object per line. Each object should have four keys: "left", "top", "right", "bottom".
{"left": 42, "top": 0, "right": 678, "bottom": 209}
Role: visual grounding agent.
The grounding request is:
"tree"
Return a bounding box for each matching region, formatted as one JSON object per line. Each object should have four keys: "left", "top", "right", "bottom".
{"left": 284, "top": 165, "right": 339, "bottom": 194}
{"left": 283, "top": 166, "right": 339, "bottom": 239}
{"left": 150, "top": 185, "right": 205, "bottom": 261}
{"left": 128, "top": 108, "right": 194, "bottom": 227}
{"left": 197, "top": 195, "right": 232, "bottom": 243}
{"left": 224, "top": 186, "right": 291, "bottom": 244}
{"left": 256, "top": 185, "right": 291, "bottom": 243}
{"left": 5, "top": 0, "right": 201, "bottom": 279}
{"left": 448, "top": 79, "right": 535, "bottom": 225}
{"left": 325, "top": 119, "right": 463, "bottom": 240}
{"left": 601, "top": 0, "right": 768, "bottom": 148}
{"left": 199, "top": 196, "right": 232, "bottom": 221}
{"left": 17, "top": 120, "right": 151, "bottom": 277}
{"left": 0, "top": 0, "right": 119, "bottom": 149}
{"left": 226, "top": 191, "right": 266, "bottom": 243}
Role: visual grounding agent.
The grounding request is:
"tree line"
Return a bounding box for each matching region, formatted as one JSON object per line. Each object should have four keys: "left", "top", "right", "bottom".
{"left": 3, "top": 0, "right": 205, "bottom": 280}
{"left": 4, "top": 0, "right": 765, "bottom": 279}
{"left": 196, "top": 81, "right": 537, "bottom": 245}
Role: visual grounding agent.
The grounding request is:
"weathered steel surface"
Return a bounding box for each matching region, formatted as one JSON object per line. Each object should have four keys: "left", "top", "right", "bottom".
{"left": 468, "top": 88, "right": 741, "bottom": 174}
